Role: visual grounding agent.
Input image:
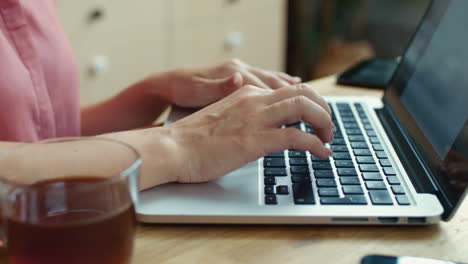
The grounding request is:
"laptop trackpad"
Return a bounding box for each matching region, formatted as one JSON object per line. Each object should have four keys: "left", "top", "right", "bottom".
{"left": 137, "top": 161, "right": 260, "bottom": 214}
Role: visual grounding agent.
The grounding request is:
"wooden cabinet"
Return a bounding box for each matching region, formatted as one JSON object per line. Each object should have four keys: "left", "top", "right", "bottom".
{"left": 58, "top": 0, "right": 285, "bottom": 105}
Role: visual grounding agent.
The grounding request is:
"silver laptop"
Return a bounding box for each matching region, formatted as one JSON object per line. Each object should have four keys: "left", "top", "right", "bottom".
{"left": 137, "top": 0, "right": 467, "bottom": 225}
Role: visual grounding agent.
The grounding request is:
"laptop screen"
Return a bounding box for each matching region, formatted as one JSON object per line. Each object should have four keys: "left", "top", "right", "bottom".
{"left": 385, "top": 0, "right": 467, "bottom": 216}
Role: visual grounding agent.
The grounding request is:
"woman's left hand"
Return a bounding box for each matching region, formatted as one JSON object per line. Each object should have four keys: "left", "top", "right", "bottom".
{"left": 146, "top": 59, "right": 302, "bottom": 108}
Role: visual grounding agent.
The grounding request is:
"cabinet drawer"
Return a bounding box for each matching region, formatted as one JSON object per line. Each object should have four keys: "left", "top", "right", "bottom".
{"left": 58, "top": 0, "right": 168, "bottom": 105}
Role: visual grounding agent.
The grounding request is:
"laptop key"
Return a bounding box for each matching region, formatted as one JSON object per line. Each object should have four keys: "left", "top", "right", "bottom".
{"left": 351, "top": 142, "right": 369, "bottom": 149}
{"left": 311, "top": 155, "right": 330, "bottom": 162}
{"left": 335, "top": 160, "right": 354, "bottom": 168}
{"left": 291, "top": 174, "right": 311, "bottom": 183}
{"left": 289, "top": 150, "right": 307, "bottom": 158}
{"left": 340, "top": 177, "right": 361, "bottom": 185}
{"left": 379, "top": 159, "right": 392, "bottom": 167}
{"left": 264, "top": 186, "right": 275, "bottom": 195}
{"left": 365, "top": 181, "right": 387, "bottom": 190}
{"left": 293, "top": 183, "right": 315, "bottom": 204}
{"left": 276, "top": 185, "right": 289, "bottom": 195}
{"left": 264, "top": 176, "right": 277, "bottom": 185}
{"left": 367, "top": 130, "right": 377, "bottom": 136}
{"left": 316, "top": 179, "right": 337, "bottom": 187}
{"left": 391, "top": 185, "right": 406, "bottom": 195}
{"left": 348, "top": 135, "right": 366, "bottom": 142}
{"left": 356, "top": 156, "right": 376, "bottom": 164}
{"left": 342, "top": 185, "right": 364, "bottom": 195}
{"left": 369, "top": 137, "right": 380, "bottom": 144}
{"left": 264, "top": 168, "right": 287, "bottom": 176}
{"left": 289, "top": 158, "right": 308, "bottom": 166}
{"left": 369, "top": 190, "right": 393, "bottom": 205}
{"left": 344, "top": 123, "right": 359, "bottom": 129}
{"left": 359, "top": 164, "right": 379, "bottom": 172}
{"left": 387, "top": 176, "right": 401, "bottom": 185}
{"left": 263, "top": 158, "right": 286, "bottom": 168}
{"left": 320, "top": 195, "right": 367, "bottom": 205}
{"left": 383, "top": 167, "right": 396, "bottom": 175}
{"left": 337, "top": 168, "right": 357, "bottom": 176}
{"left": 376, "top": 151, "right": 388, "bottom": 159}
{"left": 346, "top": 129, "right": 363, "bottom": 135}
{"left": 266, "top": 152, "right": 284, "bottom": 158}
{"left": 354, "top": 149, "right": 372, "bottom": 156}
{"left": 319, "top": 188, "right": 340, "bottom": 197}
{"left": 362, "top": 172, "right": 383, "bottom": 181}
{"left": 331, "top": 145, "right": 349, "bottom": 152}
{"left": 314, "top": 170, "right": 334, "bottom": 178}
{"left": 290, "top": 166, "right": 310, "bottom": 174}
{"left": 313, "top": 162, "right": 332, "bottom": 170}
{"left": 373, "top": 144, "right": 384, "bottom": 151}
{"left": 265, "top": 195, "right": 278, "bottom": 205}
{"left": 331, "top": 138, "right": 346, "bottom": 145}
{"left": 333, "top": 153, "right": 352, "bottom": 160}
{"left": 396, "top": 195, "right": 410, "bottom": 205}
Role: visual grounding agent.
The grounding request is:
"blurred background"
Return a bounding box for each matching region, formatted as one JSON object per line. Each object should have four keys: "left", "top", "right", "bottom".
{"left": 57, "top": 0, "right": 430, "bottom": 106}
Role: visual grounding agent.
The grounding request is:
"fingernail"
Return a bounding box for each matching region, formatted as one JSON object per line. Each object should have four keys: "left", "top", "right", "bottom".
{"left": 293, "top": 76, "right": 302, "bottom": 82}
{"left": 324, "top": 147, "right": 333, "bottom": 157}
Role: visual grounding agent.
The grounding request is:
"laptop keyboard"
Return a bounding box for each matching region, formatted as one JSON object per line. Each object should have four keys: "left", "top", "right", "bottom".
{"left": 262, "top": 102, "right": 411, "bottom": 206}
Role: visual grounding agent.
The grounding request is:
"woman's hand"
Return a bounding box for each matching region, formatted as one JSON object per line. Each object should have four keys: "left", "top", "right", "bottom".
{"left": 147, "top": 59, "right": 302, "bottom": 108}
{"left": 117, "top": 83, "right": 334, "bottom": 189}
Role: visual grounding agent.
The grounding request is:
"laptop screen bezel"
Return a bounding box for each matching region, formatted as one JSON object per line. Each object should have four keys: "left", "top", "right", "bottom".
{"left": 382, "top": 0, "right": 467, "bottom": 220}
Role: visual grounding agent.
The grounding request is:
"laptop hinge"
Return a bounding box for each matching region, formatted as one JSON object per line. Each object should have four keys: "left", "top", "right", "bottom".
{"left": 375, "top": 106, "right": 440, "bottom": 195}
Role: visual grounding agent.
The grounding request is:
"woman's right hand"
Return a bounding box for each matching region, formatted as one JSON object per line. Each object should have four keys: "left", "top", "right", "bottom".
{"left": 117, "top": 83, "right": 335, "bottom": 189}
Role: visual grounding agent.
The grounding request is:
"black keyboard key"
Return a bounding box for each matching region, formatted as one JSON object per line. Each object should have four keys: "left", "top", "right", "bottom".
{"left": 383, "top": 167, "right": 396, "bottom": 175}
{"left": 289, "top": 158, "right": 308, "bottom": 166}
{"left": 342, "top": 185, "right": 364, "bottom": 195}
{"left": 314, "top": 170, "right": 334, "bottom": 178}
{"left": 391, "top": 185, "right": 405, "bottom": 195}
{"left": 362, "top": 172, "right": 383, "bottom": 181}
{"left": 369, "top": 190, "right": 393, "bottom": 205}
{"left": 264, "top": 185, "right": 275, "bottom": 194}
{"left": 265, "top": 195, "right": 278, "bottom": 205}
{"left": 363, "top": 124, "right": 373, "bottom": 130}
{"left": 376, "top": 151, "right": 388, "bottom": 159}
{"left": 263, "top": 158, "right": 286, "bottom": 168}
{"left": 359, "top": 164, "right": 379, "bottom": 172}
{"left": 356, "top": 156, "right": 376, "bottom": 164}
{"left": 290, "top": 166, "right": 309, "bottom": 174}
{"left": 373, "top": 144, "right": 384, "bottom": 151}
{"left": 337, "top": 168, "right": 357, "bottom": 176}
{"left": 264, "top": 176, "right": 277, "bottom": 185}
{"left": 266, "top": 152, "right": 284, "bottom": 158}
{"left": 387, "top": 176, "right": 401, "bottom": 185}
{"left": 305, "top": 127, "right": 315, "bottom": 134}
{"left": 334, "top": 131, "right": 344, "bottom": 138}
{"left": 319, "top": 188, "right": 339, "bottom": 197}
{"left": 340, "top": 177, "right": 360, "bottom": 185}
{"left": 289, "top": 150, "right": 307, "bottom": 158}
{"left": 335, "top": 160, "right": 354, "bottom": 168}
{"left": 365, "top": 181, "right": 387, "bottom": 190}
{"left": 379, "top": 159, "right": 392, "bottom": 167}
{"left": 276, "top": 185, "right": 289, "bottom": 195}
{"left": 331, "top": 138, "right": 346, "bottom": 145}
{"left": 348, "top": 135, "right": 365, "bottom": 142}
{"left": 396, "top": 195, "right": 410, "bottom": 205}
{"left": 264, "top": 168, "right": 287, "bottom": 176}
{"left": 341, "top": 117, "right": 356, "bottom": 123}
{"left": 331, "top": 145, "right": 349, "bottom": 152}
{"left": 369, "top": 137, "right": 380, "bottom": 144}
{"left": 313, "top": 162, "right": 332, "bottom": 170}
{"left": 361, "top": 118, "right": 371, "bottom": 124}
{"left": 354, "top": 149, "right": 372, "bottom": 156}
{"left": 316, "top": 179, "right": 337, "bottom": 187}
{"left": 291, "top": 174, "right": 311, "bottom": 183}
{"left": 351, "top": 142, "right": 368, "bottom": 149}
{"left": 286, "top": 122, "right": 301, "bottom": 128}
{"left": 343, "top": 123, "right": 359, "bottom": 129}
{"left": 293, "top": 183, "right": 315, "bottom": 204}
{"left": 333, "top": 153, "right": 352, "bottom": 160}
{"left": 346, "top": 129, "right": 362, "bottom": 135}
{"left": 367, "top": 130, "right": 377, "bottom": 136}
{"left": 311, "top": 155, "right": 329, "bottom": 162}
{"left": 320, "top": 195, "right": 367, "bottom": 205}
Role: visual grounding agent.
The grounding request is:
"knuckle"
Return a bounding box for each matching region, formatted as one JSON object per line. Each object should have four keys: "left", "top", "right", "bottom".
{"left": 291, "top": 95, "right": 308, "bottom": 108}
{"left": 226, "top": 58, "right": 244, "bottom": 67}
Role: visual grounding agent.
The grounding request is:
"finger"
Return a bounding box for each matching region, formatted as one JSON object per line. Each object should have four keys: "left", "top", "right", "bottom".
{"left": 240, "top": 71, "right": 270, "bottom": 89}
{"left": 264, "top": 83, "right": 332, "bottom": 116}
{"left": 261, "top": 128, "right": 333, "bottom": 159}
{"left": 276, "top": 72, "right": 302, "bottom": 85}
{"left": 247, "top": 68, "right": 290, "bottom": 89}
{"left": 255, "top": 95, "right": 334, "bottom": 143}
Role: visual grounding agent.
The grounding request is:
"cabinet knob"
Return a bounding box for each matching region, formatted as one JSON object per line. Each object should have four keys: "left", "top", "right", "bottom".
{"left": 89, "top": 7, "right": 105, "bottom": 21}
{"left": 225, "top": 32, "right": 243, "bottom": 50}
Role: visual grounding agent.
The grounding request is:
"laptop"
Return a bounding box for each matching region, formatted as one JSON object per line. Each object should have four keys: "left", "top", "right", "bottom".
{"left": 137, "top": 0, "right": 467, "bottom": 225}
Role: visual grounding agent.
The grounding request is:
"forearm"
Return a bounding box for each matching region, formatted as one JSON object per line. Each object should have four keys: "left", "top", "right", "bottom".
{"left": 81, "top": 74, "right": 171, "bottom": 136}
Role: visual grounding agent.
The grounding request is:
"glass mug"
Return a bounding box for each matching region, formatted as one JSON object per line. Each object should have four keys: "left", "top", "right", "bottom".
{"left": 0, "top": 137, "right": 141, "bottom": 264}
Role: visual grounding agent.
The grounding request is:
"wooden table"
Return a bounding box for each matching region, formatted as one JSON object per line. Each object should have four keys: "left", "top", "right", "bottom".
{"left": 133, "top": 76, "right": 468, "bottom": 264}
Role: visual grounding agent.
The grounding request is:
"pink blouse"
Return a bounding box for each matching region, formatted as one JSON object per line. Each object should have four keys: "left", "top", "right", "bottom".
{"left": 0, "top": 0, "right": 80, "bottom": 142}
